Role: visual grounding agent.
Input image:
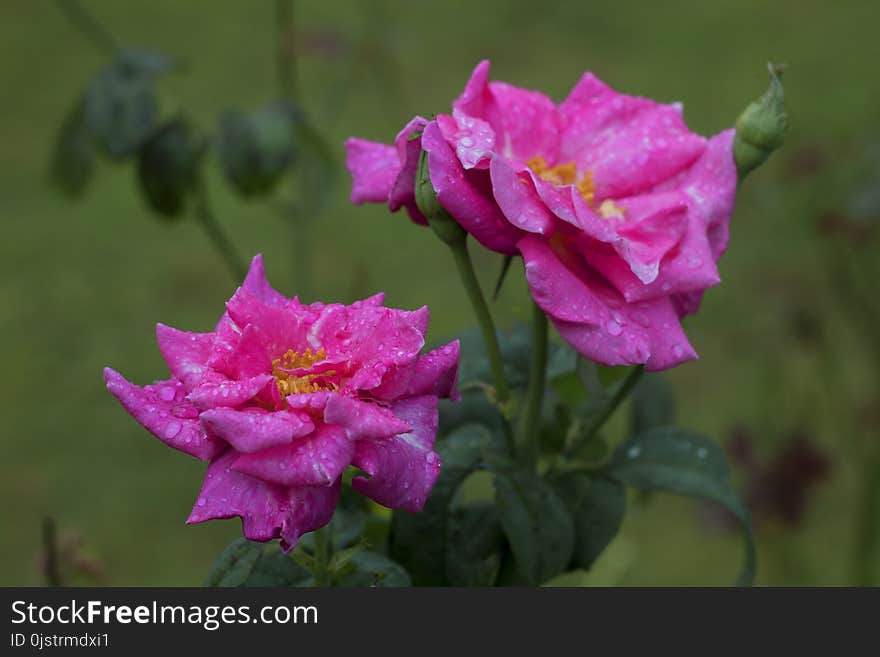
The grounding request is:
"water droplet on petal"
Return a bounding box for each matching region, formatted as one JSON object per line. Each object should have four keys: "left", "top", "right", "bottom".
{"left": 197, "top": 497, "right": 207, "bottom": 507}
{"left": 606, "top": 319, "right": 623, "bottom": 336}
{"left": 159, "top": 386, "right": 176, "bottom": 402}
{"left": 164, "top": 421, "right": 182, "bottom": 439}
{"left": 672, "top": 344, "right": 684, "bottom": 358}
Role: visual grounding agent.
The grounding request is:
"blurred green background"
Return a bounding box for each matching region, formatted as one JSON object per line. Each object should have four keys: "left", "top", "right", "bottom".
{"left": 2, "top": 0, "right": 879, "bottom": 586}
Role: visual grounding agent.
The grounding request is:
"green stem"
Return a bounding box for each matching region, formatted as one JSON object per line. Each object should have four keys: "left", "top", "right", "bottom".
{"left": 53, "top": 0, "right": 119, "bottom": 56}
{"left": 311, "top": 526, "right": 331, "bottom": 587}
{"left": 568, "top": 364, "right": 645, "bottom": 457}
{"left": 516, "top": 301, "right": 547, "bottom": 467}
{"left": 851, "top": 454, "right": 880, "bottom": 586}
{"left": 42, "top": 517, "right": 62, "bottom": 587}
{"left": 275, "top": 0, "right": 298, "bottom": 101}
{"left": 449, "top": 239, "right": 511, "bottom": 406}
{"left": 193, "top": 182, "right": 247, "bottom": 282}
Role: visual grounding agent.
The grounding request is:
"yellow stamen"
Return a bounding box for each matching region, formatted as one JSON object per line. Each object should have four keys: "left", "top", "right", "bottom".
{"left": 526, "top": 156, "right": 621, "bottom": 219}
{"left": 271, "top": 347, "right": 338, "bottom": 396}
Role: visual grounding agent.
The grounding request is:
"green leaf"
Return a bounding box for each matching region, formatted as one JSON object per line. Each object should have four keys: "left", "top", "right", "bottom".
{"left": 136, "top": 117, "right": 204, "bottom": 218}
{"left": 490, "top": 457, "right": 575, "bottom": 585}
{"left": 445, "top": 503, "right": 504, "bottom": 586}
{"left": 630, "top": 374, "right": 676, "bottom": 435}
{"left": 334, "top": 551, "right": 411, "bottom": 587}
{"left": 203, "top": 538, "right": 264, "bottom": 587}
{"left": 550, "top": 473, "right": 626, "bottom": 571}
{"left": 243, "top": 550, "right": 311, "bottom": 587}
{"left": 83, "top": 50, "right": 165, "bottom": 160}
{"left": 298, "top": 504, "right": 366, "bottom": 553}
{"left": 216, "top": 100, "right": 298, "bottom": 197}
{"left": 50, "top": 98, "right": 94, "bottom": 198}
{"left": 604, "top": 426, "right": 756, "bottom": 586}
{"left": 390, "top": 423, "right": 493, "bottom": 585}
{"left": 205, "top": 538, "right": 311, "bottom": 587}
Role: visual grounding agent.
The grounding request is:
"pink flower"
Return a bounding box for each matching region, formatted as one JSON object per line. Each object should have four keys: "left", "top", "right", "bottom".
{"left": 104, "top": 255, "right": 459, "bottom": 550}
{"left": 345, "top": 61, "right": 738, "bottom": 371}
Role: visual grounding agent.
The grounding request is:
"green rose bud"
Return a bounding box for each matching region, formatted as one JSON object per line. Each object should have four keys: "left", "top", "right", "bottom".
{"left": 414, "top": 147, "right": 466, "bottom": 247}
{"left": 734, "top": 63, "right": 788, "bottom": 179}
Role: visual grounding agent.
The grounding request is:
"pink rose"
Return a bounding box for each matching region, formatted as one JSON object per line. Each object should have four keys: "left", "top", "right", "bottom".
{"left": 346, "top": 61, "right": 738, "bottom": 371}
{"left": 105, "top": 255, "right": 459, "bottom": 550}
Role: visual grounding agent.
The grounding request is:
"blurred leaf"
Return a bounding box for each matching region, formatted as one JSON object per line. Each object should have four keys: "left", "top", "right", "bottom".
{"left": 550, "top": 473, "right": 626, "bottom": 571}
{"left": 390, "top": 423, "right": 492, "bottom": 585}
{"left": 203, "top": 538, "right": 263, "bottom": 587}
{"left": 334, "top": 550, "right": 410, "bottom": 587}
{"left": 242, "top": 550, "right": 311, "bottom": 587}
{"left": 298, "top": 503, "right": 366, "bottom": 553}
{"left": 630, "top": 373, "right": 676, "bottom": 435}
{"left": 492, "top": 254, "right": 514, "bottom": 301}
{"left": 457, "top": 323, "right": 531, "bottom": 390}
{"left": 604, "top": 427, "right": 756, "bottom": 586}
{"left": 216, "top": 100, "right": 298, "bottom": 197}
{"left": 490, "top": 456, "right": 575, "bottom": 585}
{"left": 50, "top": 98, "right": 94, "bottom": 197}
{"left": 83, "top": 49, "right": 167, "bottom": 160}
{"left": 136, "top": 117, "right": 204, "bottom": 218}
{"left": 445, "top": 503, "right": 504, "bottom": 586}
{"left": 295, "top": 119, "right": 339, "bottom": 215}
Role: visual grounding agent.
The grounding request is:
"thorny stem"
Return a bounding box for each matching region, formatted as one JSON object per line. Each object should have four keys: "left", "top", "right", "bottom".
{"left": 193, "top": 181, "right": 248, "bottom": 282}
{"left": 516, "top": 300, "right": 547, "bottom": 468}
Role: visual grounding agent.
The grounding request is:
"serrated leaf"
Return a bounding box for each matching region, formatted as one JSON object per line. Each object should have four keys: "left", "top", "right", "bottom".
{"left": 334, "top": 551, "right": 411, "bottom": 587}
{"left": 445, "top": 503, "right": 504, "bottom": 586}
{"left": 203, "top": 538, "right": 264, "bottom": 587}
{"left": 490, "top": 457, "right": 575, "bottom": 585}
{"left": 390, "top": 423, "right": 492, "bottom": 585}
{"left": 550, "top": 473, "right": 626, "bottom": 570}
{"left": 604, "top": 426, "right": 756, "bottom": 586}
{"left": 630, "top": 374, "right": 676, "bottom": 435}
{"left": 50, "top": 98, "right": 94, "bottom": 197}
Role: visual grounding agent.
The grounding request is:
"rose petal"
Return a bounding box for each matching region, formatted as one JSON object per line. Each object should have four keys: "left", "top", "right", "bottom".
{"left": 344, "top": 138, "right": 399, "bottom": 204}
{"left": 199, "top": 407, "right": 314, "bottom": 453}
{"left": 104, "top": 368, "right": 222, "bottom": 460}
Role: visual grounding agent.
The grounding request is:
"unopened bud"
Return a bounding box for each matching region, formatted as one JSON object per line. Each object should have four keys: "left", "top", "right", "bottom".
{"left": 734, "top": 63, "right": 788, "bottom": 179}
{"left": 415, "top": 148, "right": 466, "bottom": 247}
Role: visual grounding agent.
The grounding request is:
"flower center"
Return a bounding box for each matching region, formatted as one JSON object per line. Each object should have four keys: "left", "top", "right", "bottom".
{"left": 271, "top": 347, "right": 339, "bottom": 396}
{"left": 526, "top": 156, "right": 625, "bottom": 219}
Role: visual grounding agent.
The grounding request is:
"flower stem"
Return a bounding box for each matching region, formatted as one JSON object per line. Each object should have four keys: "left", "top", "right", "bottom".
{"left": 567, "top": 364, "right": 645, "bottom": 457}
{"left": 851, "top": 454, "right": 880, "bottom": 586}
{"left": 275, "top": 0, "right": 298, "bottom": 101}
{"left": 193, "top": 182, "right": 247, "bottom": 282}
{"left": 449, "top": 239, "right": 511, "bottom": 407}
{"left": 516, "top": 301, "right": 547, "bottom": 467}
{"left": 53, "top": 0, "right": 119, "bottom": 56}
{"left": 311, "top": 526, "right": 331, "bottom": 587}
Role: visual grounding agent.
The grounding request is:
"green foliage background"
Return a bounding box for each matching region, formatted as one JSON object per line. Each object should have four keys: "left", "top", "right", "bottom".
{"left": 1, "top": 0, "right": 878, "bottom": 585}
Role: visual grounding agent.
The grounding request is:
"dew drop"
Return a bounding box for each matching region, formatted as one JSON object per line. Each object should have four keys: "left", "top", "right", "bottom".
{"left": 164, "top": 421, "right": 182, "bottom": 439}
{"left": 197, "top": 497, "right": 207, "bottom": 507}
{"left": 696, "top": 447, "right": 708, "bottom": 459}
{"left": 672, "top": 344, "right": 684, "bottom": 358}
{"left": 459, "top": 136, "right": 475, "bottom": 148}
{"left": 627, "top": 446, "right": 641, "bottom": 459}
{"left": 159, "top": 386, "right": 176, "bottom": 402}
{"left": 606, "top": 319, "right": 623, "bottom": 336}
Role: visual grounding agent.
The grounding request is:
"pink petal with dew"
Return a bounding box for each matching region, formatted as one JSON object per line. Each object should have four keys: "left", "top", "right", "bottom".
{"left": 104, "top": 368, "right": 222, "bottom": 460}
{"left": 389, "top": 116, "right": 430, "bottom": 225}
{"left": 241, "top": 254, "right": 289, "bottom": 307}
{"left": 344, "top": 138, "right": 399, "bottom": 204}
{"left": 437, "top": 110, "right": 496, "bottom": 170}
{"left": 489, "top": 156, "right": 555, "bottom": 234}
{"left": 187, "top": 450, "right": 340, "bottom": 551}
{"left": 232, "top": 424, "right": 353, "bottom": 487}
{"left": 199, "top": 406, "right": 315, "bottom": 453}
{"left": 155, "top": 323, "right": 214, "bottom": 390}
{"left": 404, "top": 340, "right": 461, "bottom": 401}
{"left": 225, "top": 286, "right": 308, "bottom": 358}
{"left": 324, "top": 394, "right": 412, "bottom": 441}
{"left": 352, "top": 395, "right": 441, "bottom": 512}
{"left": 422, "top": 120, "right": 521, "bottom": 255}
{"left": 186, "top": 373, "right": 274, "bottom": 410}
{"left": 518, "top": 236, "right": 697, "bottom": 371}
